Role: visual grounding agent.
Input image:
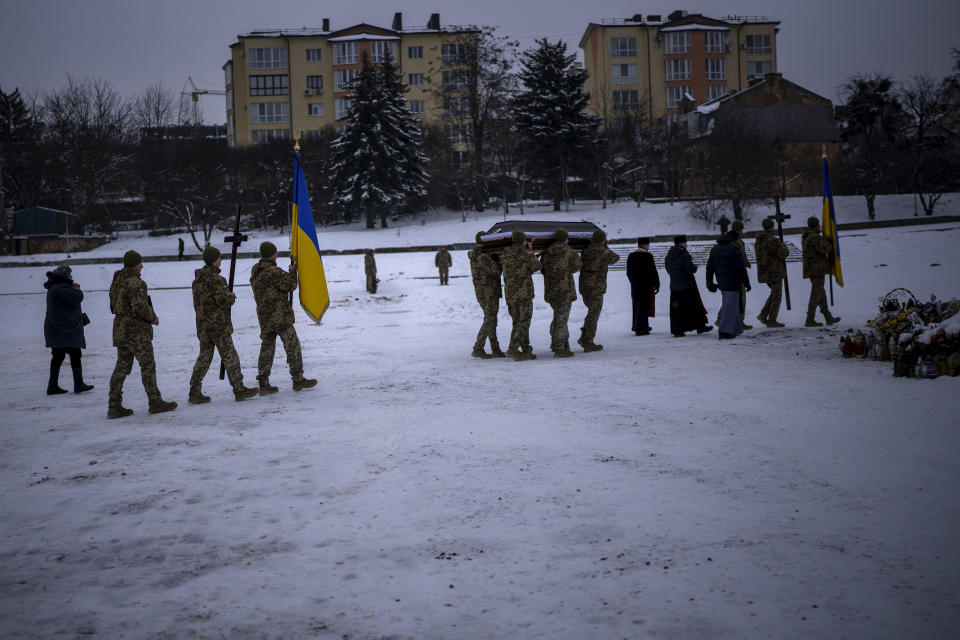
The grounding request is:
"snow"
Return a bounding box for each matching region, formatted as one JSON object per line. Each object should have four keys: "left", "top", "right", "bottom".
{"left": 1, "top": 197, "right": 959, "bottom": 639}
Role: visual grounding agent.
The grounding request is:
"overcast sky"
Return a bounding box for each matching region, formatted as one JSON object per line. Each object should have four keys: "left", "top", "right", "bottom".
{"left": 1, "top": 0, "right": 957, "bottom": 122}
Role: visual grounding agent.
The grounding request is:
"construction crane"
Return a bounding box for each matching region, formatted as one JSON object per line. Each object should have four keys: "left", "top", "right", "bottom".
{"left": 181, "top": 77, "right": 226, "bottom": 128}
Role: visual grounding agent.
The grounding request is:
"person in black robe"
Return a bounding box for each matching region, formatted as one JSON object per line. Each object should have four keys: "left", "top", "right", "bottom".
{"left": 663, "top": 235, "right": 712, "bottom": 337}
{"left": 626, "top": 237, "right": 659, "bottom": 335}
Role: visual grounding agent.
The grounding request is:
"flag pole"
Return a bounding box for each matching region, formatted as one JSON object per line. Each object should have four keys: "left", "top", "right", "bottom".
{"left": 821, "top": 145, "right": 834, "bottom": 306}
{"left": 290, "top": 134, "right": 301, "bottom": 307}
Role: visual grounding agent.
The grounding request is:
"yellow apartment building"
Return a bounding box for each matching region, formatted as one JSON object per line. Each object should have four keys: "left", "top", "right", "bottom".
{"left": 224, "top": 13, "right": 479, "bottom": 148}
{"left": 579, "top": 10, "right": 780, "bottom": 124}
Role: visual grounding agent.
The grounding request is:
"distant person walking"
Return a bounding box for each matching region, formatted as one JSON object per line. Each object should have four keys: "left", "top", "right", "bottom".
{"left": 364, "top": 249, "right": 378, "bottom": 294}
{"left": 626, "top": 237, "right": 659, "bottom": 336}
{"left": 43, "top": 265, "right": 94, "bottom": 395}
{"left": 435, "top": 247, "right": 452, "bottom": 285}
{"left": 577, "top": 228, "right": 619, "bottom": 351}
{"left": 717, "top": 214, "right": 731, "bottom": 235}
{"left": 664, "top": 235, "right": 712, "bottom": 338}
{"left": 706, "top": 232, "right": 751, "bottom": 340}
{"left": 754, "top": 218, "right": 789, "bottom": 327}
{"left": 107, "top": 250, "right": 177, "bottom": 418}
{"left": 178, "top": 237, "right": 185, "bottom": 261}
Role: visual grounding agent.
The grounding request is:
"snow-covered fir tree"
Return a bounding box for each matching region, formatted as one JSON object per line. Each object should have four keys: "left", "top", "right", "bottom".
{"left": 327, "top": 52, "right": 429, "bottom": 228}
{"left": 512, "top": 39, "right": 598, "bottom": 211}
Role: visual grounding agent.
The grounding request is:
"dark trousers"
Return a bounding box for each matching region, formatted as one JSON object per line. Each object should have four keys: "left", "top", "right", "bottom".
{"left": 631, "top": 294, "right": 651, "bottom": 333}
{"left": 51, "top": 347, "right": 82, "bottom": 369}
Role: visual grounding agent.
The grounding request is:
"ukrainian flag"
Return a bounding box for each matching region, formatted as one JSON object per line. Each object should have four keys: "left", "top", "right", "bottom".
{"left": 821, "top": 159, "right": 844, "bottom": 287}
{"left": 291, "top": 152, "right": 330, "bottom": 322}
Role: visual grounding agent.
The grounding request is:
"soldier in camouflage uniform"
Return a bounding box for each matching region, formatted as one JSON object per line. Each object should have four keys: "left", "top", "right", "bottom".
{"left": 500, "top": 230, "right": 541, "bottom": 361}
{"left": 107, "top": 250, "right": 177, "bottom": 418}
{"left": 577, "top": 228, "right": 619, "bottom": 351}
{"left": 802, "top": 217, "right": 841, "bottom": 327}
{"left": 468, "top": 232, "right": 505, "bottom": 359}
{"left": 754, "top": 218, "right": 790, "bottom": 327}
{"left": 364, "top": 249, "right": 378, "bottom": 293}
{"left": 188, "top": 246, "right": 258, "bottom": 404}
{"left": 435, "top": 247, "right": 452, "bottom": 285}
{"left": 540, "top": 228, "right": 582, "bottom": 358}
{"left": 250, "top": 241, "right": 317, "bottom": 393}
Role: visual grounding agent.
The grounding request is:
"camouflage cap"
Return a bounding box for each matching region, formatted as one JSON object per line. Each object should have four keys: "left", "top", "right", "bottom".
{"left": 731, "top": 219, "right": 744, "bottom": 232}
{"left": 203, "top": 246, "right": 221, "bottom": 265}
{"left": 511, "top": 230, "right": 526, "bottom": 244}
{"left": 52, "top": 264, "right": 72, "bottom": 279}
{"left": 762, "top": 218, "right": 774, "bottom": 230}
{"left": 260, "top": 241, "right": 278, "bottom": 259}
{"left": 123, "top": 250, "right": 142, "bottom": 267}
{"left": 591, "top": 228, "right": 606, "bottom": 242}
{"left": 554, "top": 228, "right": 569, "bottom": 243}
{"left": 807, "top": 216, "right": 820, "bottom": 228}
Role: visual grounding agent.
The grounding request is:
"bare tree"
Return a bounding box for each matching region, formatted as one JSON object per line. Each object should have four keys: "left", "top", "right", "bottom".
{"left": 901, "top": 73, "right": 953, "bottom": 215}
{"left": 133, "top": 81, "right": 176, "bottom": 130}
{"left": 43, "top": 76, "right": 133, "bottom": 231}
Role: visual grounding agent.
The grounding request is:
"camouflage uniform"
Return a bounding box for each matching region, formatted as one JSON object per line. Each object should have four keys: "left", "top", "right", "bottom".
{"left": 802, "top": 223, "right": 839, "bottom": 325}
{"left": 189, "top": 264, "right": 250, "bottom": 396}
{"left": 364, "top": 250, "right": 378, "bottom": 293}
{"left": 435, "top": 248, "right": 452, "bottom": 285}
{"left": 540, "top": 234, "right": 581, "bottom": 356}
{"left": 754, "top": 227, "right": 789, "bottom": 325}
{"left": 251, "top": 259, "right": 305, "bottom": 385}
{"left": 577, "top": 234, "right": 619, "bottom": 349}
{"left": 468, "top": 247, "right": 503, "bottom": 355}
{"left": 108, "top": 267, "right": 164, "bottom": 409}
{"left": 501, "top": 232, "right": 541, "bottom": 359}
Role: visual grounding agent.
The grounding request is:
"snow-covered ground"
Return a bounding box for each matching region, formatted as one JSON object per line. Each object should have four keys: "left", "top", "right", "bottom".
{"left": 1, "top": 197, "right": 959, "bottom": 639}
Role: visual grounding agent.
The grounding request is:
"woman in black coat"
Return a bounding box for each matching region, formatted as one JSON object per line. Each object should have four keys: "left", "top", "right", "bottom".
{"left": 44, "top": 265, "right": 94, "bottom": 394}
{"left": 663, "top": 235, "right": 712, "bottom": 337}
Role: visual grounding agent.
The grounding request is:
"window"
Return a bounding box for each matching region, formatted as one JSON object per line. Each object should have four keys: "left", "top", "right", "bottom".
{"left": 611, "top": 63, "right": 637, "bottom": 85}
{"left": 334, "top": 69, "right": 360, "bottom": 90}
{"left": 225, "top": 89, "right": 233, "bottom": 112}
{"left": 706, "top": 84, "right": 726, "bottom": 101}
{"left": 302, "top": 129, "right": 324, "bottom": 142}
{"left": 248, "top": 48, "right": 287, "bottom": 70}
{"left": 666, "top": 85, "right": 692, "bottom": 109}
{"left": 442, "top": 70, "right": 468, "bottom": 91}
{"left": 333, "top": 41, "right": 359, "bottom": 65}
{"left": 745, "top": 34, "right": 771, "bottom": 55}
{"left": 308, "top": 103, "right": 324, "bottom": 117}
{"left": 747, "top": 60, "right": 772, "bottom": 81}
{"left": 249, "top": 75, "right": 289, "bottom": 96}
{"left": 251, "top": 128, "right": 289, "bottom": 144}
{"left": 409, "top": 99, "right": 425, "bottom": 114}
{"left": 224, "top": 63, "right": 233, "bottom": 85}
{"left": 445, "top": 122, "right": 465, "bottom": 145}
{"left": 705, "top": 58, "right": 725, "bottom": 80}
{"left": 408, "top": 73, "right": 424, "bottom": 87}
{"left": 371, "top": 41, "right": 398, "bottom": 63}
{"left": 442, "top": 43, "right": 472, "bottom": 64}
{"left": 335, "top": 97, "right": 353, "bottom": 120}
{"left": 665, "top": 32, "right": 690, "bottom": 54}
{"left": 250, "top": 102, "right": 289, "bottom": 124}
{"left": 612, "top": 90, "right": 639, "bottom": 112}
{"left": 335, "top": 124, "right": 348, "bottom": 136}
{"left": 610, "top": 37, "right": 637, "bottom": 58}
{"left": 306, "top": 48, "right": 322, "bottom": 62}
{"left": 705, "top": 31, "right": 724, "bottom": 53}
{"left": 444, "top": 96, "right": 470, "bottom": 117}
{"left": 408, "top": 46, "right": 423, "bottom": 60}
{"left": 665, "top": 58, "right": 691, "bottom": 81}
{"left": 307, "top": 75, "right": 323, "bottom": 90}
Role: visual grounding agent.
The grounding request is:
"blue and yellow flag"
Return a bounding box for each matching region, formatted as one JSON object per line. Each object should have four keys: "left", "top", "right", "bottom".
{"left": 291, "top": 152, "right": 330, "bottom": 322}
{"left": 821, "top": 159, "right": 844, "bottom": 287}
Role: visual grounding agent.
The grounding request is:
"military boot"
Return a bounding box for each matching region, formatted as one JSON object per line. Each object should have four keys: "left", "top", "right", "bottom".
{"left": 292, "top": 377, "right": 317, "bottom": 391}
{"left": 506, "top": 344, "right": 524, "bottom": 361}
{"left": 188, "top": 386, "right": 211, "bottom": 404}
{"left": 107, "top": 401, "right": 133, "bottom": 419}
{"left": 756, "top": 313, "right": 770, "bottom": 327}
{"left": 804, "top": 316, "right": 823, "bottom": 327}
{"left": 148, "top": 398, "right": 178, "bottom": 414}
{"left": 234, "top": 385, "right": 259, "bottom": 401}
{"left": 520, "top": 346, "right": 537, "bottom": 361}
{"left": 258, "top": 379, "right": 279, "bottom": 395}
{"left": 554, "top": 348, "right": 575, "bottom": 358}
{"left": 825, "top": 314, "right": 842, "bottom": 326}
{"left": 767, "top": 320, "right": 785, "bottom": 328}
{"left": 471, "top": 347, "right": 493, "bottom": 359}
{"left": 489, "top": 343, "right": 506, "bottom": 358}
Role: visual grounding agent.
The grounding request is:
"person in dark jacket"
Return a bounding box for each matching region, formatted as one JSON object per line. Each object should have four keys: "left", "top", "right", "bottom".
{"left": 626, "top": 237, "right": 659, "bottom": 335}
{"left": 706, "top": 233, "right": 752, "bottom": 340}
{"left": 664, "top": 235, "right": 712, "bottom": 337}
{"left": 44, "top": 265, "right": 94, "bottom": 395}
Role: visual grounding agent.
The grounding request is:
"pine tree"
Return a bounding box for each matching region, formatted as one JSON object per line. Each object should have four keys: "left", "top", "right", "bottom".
{"left": 512, "top": 39, "right": 598, "bottom": 211}
{"left": 327, "top": 52, "right": 429, "bottom": 228}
